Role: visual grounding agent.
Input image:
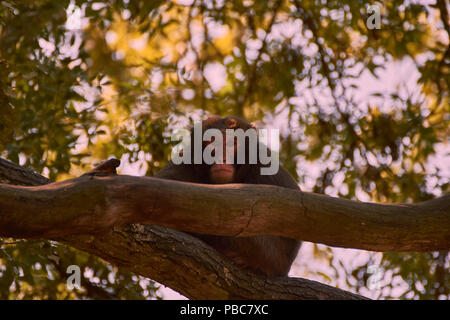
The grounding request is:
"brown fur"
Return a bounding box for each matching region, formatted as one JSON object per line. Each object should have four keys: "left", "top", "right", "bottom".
{"left": 156, "top": 116, "right": 301, "bottom": 277}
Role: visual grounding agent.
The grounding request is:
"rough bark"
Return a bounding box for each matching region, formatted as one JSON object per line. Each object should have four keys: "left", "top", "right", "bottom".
{"left": 0, "top": 157, "right": 448, "bottom": 299}
{"left": 59, "top": 225, "right": 364, "bottom": 299}
{"left": 0, "top": 158, "right": 449, "bottom": 252}
{"left": 0, "top": 158, "right": 371, "bottom": 299}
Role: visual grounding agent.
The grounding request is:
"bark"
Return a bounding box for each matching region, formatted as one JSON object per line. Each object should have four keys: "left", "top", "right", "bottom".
{"left": 0, "top": 157, "right": 448, "bottom": 299}
{"left": 0, "top": 158, "right": 370, "bottom": 299}
{"left": 60, "top": 225, "right": 364, "bottom": 299}
{"left": 0, "top": 158, "right": 449, "bottom": 252}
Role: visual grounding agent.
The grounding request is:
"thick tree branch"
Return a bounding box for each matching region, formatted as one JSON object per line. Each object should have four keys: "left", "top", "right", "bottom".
{"left": 0, "top": 158, "right": 449, "bottom": 252}
{"left": 0, "top": 157, "right": 367, "bottom": 300}
{"left": 59, "top": 224, "right": 364, "bottom": 300}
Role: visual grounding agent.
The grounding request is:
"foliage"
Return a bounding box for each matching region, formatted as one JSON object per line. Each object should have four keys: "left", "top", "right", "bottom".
{"left": 0, "top": 0, "right": 448, "bottom": 299}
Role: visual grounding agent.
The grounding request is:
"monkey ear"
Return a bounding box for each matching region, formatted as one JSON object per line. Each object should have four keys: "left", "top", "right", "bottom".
{"left": 250, "top": 120, "right": 262, "bottom": 129}
{"left": 224, "top": 117, "right": 238, "bottom": 129}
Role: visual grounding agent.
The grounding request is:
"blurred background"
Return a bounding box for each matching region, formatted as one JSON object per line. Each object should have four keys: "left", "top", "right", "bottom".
{"left": 0, "top": 0, "right": 448, "bottom": 299}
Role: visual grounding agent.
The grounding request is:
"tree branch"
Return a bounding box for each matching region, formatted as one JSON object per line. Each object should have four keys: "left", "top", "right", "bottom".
{"left": 59, "top": 224, "right": 365, "bottom": 300}
{"left": 0, "top": 157, "right": 368, "bottom": 300}
{"left": 0, "top": 158, "right": 449, "bottom": 252}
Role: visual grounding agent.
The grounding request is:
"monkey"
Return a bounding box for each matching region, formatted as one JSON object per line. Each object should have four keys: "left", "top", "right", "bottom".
{"left": 155, "top": 116, "right": 301, "bottom": 277}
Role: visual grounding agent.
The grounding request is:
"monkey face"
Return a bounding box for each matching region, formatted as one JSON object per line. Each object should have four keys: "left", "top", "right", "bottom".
{"left": 207, "top": 134, "right": 238, "bottom": 184}
{"left": 194, "top": 116, "right": 256, "bottom": 184}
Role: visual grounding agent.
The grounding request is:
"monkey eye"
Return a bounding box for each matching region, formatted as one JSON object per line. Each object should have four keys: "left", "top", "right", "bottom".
{"left": 225, "top": 118, "right": 237, "bottom": 128}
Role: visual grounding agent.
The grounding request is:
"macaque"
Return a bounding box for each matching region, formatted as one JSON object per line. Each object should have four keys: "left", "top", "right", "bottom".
{"left": 156, "top": 116, "right": 301, "bottom": 277}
